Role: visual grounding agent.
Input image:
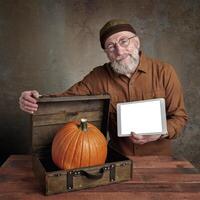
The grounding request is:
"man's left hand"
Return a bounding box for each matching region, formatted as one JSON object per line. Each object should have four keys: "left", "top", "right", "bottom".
{"left": 129, "top": 132, "right": 161, "bottom": 145}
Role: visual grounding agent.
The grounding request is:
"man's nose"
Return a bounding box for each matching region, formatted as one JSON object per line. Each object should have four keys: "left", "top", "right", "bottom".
{"left": 114, "top": 43, "right": 124, "bottom": 56}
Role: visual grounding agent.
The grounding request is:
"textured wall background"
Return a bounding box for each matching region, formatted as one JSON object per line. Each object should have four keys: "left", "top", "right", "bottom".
{"left": 0, "top": 0, "right": 200, "bottom": 166}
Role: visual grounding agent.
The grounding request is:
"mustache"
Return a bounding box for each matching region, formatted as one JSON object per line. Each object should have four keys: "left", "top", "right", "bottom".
{"left": 114, "top": 54, "right": 138, "bottom": 64}
{"left": 114, "top": 49, "right": 139, "bottom": 63}
{"left": 115, "top": 54, "right": 129, "bottom": 61}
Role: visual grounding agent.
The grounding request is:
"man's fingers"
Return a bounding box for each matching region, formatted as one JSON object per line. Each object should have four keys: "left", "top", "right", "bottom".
{"left": 22, "top": 91, "right": 37, "bottom": 103}
{"left": 131, "top": 132, "right": 144, "bottom": 140}
{"left": 20, "top": 104, "right": 35, "bottom": 114}
{"left": 129, "top": 134, "right": 146, "bottom": 144}
{"left": 31, "top": 90, "right": 40, "bottom": 99}
{"left": 19, "top": 90, "right": 39, "bottom": 114}
{"left": 19, "top": 97, "right": 38, "bottom": 109}
{"left": 129, "top": 137, "right": 146, "bottom": 145}
{"left": 130, "top": 132, "right": 162, "bottom": 145}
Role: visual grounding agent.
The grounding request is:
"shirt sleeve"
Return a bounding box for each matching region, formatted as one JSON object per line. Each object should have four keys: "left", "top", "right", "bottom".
{"left": 47, "top": 66, "right": 107, "bottom": 97}
{"left": 48, "top": 77, "right": 93, "bottom": 97}
{"left": 164, "top": 64, "right": 188, "bottom": 138}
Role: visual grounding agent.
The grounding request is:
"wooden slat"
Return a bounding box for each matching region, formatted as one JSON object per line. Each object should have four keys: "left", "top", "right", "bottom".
{"left": 132, "top": 167, "right": 199, "bottom": 174}
{"left": 32, "top": 124, "right": 63, "bottom": 147}
{"left": 33, "top": 111, "right": 103, "bottom": 126}
{"left": 34, "top": 99, "right": 104, "bottom": 115}
{"left": 130, "top": 173, "right": 200, "bottom": 183}
{"left": 37, "top": 95, "right": 110, "bottom": 103}
{"left": 129, "top": 156, "right": 194, "bottom": 168}
{"left": 83, "top": 182, "right": 200, "bottom": 193}
{"left": 0, "top": 192, "right": 200, "bottom": 200}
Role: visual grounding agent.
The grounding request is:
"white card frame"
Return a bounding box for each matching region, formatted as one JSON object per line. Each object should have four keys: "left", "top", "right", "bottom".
{"left": 117, "top": 98, "right": 168, "bottom": 137}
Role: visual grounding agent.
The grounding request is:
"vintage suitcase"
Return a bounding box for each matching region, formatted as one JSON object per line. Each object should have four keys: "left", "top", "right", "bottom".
{"left": 31, "top": 95, "right": 132, "bottom": 195}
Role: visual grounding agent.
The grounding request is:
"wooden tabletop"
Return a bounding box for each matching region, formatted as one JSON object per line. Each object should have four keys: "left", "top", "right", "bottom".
{"left": 0, "top": 155, "right": 200, "bottom": 200}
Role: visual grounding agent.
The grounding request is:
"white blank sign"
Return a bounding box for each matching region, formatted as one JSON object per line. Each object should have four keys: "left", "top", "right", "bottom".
{"left": 117, "top": 98, "right": 167, "bottom": 137}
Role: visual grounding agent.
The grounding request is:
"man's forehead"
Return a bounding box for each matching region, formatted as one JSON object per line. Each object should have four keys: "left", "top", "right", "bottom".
{"left": 105, "top": 31, "right": 134, "bottom": 43}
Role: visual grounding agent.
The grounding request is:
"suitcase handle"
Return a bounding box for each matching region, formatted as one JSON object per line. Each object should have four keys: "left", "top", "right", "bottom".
{"left": 79, "top": 168, "right": 105, "bottom": 180}
{"left": 67, "top": 165, "right": 116, "bottom": 190}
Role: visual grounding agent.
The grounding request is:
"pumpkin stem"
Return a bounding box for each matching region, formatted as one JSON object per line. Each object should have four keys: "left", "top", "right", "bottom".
{"left": 80, "top": 118, "right": 87, "bottom": 131}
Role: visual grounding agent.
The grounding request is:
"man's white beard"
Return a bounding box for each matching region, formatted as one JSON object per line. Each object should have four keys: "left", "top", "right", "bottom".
{"left": 111, "top": 49, "right": 140, "bottom": 77}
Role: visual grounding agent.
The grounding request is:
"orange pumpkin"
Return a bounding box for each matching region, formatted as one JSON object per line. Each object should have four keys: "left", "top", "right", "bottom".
{"left": 52, "top": 118, "right": 107, "bottom": 170}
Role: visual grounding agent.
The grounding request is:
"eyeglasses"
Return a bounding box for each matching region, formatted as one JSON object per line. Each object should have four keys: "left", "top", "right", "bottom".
{"left": 105, "top": 35, "right": 137, "bottom": 52}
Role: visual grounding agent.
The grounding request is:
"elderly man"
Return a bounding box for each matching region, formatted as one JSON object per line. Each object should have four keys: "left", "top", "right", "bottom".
{"left": 19, "top": 19, "right": 188, "bottom": 156}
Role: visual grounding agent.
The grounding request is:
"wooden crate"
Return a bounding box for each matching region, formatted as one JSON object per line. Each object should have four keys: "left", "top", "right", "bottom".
{"left": 31, "top": 95, "right": 132, "bottom": 195}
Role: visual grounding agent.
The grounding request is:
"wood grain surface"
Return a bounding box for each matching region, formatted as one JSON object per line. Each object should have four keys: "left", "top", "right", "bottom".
{"left": 0, "top": 155, "right": 200, "bottom": 200}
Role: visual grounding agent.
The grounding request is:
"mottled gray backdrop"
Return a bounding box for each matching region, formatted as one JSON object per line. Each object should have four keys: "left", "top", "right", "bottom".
{"left": 0, "top": 0, "right": 199, "bottom": 167}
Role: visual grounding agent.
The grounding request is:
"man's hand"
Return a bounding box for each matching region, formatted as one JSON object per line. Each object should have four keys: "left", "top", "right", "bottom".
{"left": 129, "top": 132, "right": 161, "bottom": 145}
{"left": 19, "top": 90, "right": 40, "bottom": 114}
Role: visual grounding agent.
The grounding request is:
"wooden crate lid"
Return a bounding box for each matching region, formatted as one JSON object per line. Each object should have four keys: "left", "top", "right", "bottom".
{"left": 31, "top": 95, "right": 110, "bottom": 157}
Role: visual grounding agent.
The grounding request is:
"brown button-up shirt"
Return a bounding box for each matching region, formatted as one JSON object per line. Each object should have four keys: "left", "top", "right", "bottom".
{"left": 53, "top": 52, "right": 188, "bottom": 156}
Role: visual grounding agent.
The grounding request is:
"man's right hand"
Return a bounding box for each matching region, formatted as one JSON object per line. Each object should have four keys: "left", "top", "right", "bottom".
{"left": 19, "top": 90, "right": 40, "bottom": 114}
